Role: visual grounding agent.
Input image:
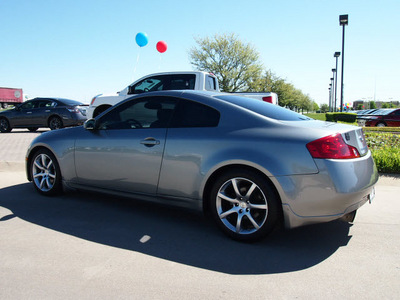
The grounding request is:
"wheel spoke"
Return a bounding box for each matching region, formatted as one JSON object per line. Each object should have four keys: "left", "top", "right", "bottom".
{"left": 247, "top": 213, "right": 261, "bottom": 230}
{"left": 245, "top": 183, "right": 257, "bottom": 198}
{"left": 34, "top": 160, "right": 45, "bottom": 171}
{"left": 249, "top": 203, "right": 268, "bottom": 210}
{"left": 218, "top": 191, "right": 238, "bottom": 204}
{"left": 231, "top": 178, "right": 242, "bottom": 197}
{"left": 236, "top": 214, "right": 244, "bottom": 233}
{"left": 219, "top": 207, "right": 237, "bottom": 219}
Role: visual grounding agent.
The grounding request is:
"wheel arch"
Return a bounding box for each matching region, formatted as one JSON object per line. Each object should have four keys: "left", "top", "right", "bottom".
{"left": 26, "top": 145, "right": 58, "bottom": 181}
{"left": 46, "top": 114, "right": 63, "bottom": 126}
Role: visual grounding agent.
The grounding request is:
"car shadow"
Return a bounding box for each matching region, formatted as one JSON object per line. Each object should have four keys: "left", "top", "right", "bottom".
{"left": 0, "top": 182, "right": 352, "bottom": 275}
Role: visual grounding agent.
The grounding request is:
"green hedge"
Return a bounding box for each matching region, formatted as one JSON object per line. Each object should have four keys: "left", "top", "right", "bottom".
{"left": 325, "top": 112, "right": 357, "bottom": 123}
{"left": 365, "top": 132, "right": 400, "bottom": 174}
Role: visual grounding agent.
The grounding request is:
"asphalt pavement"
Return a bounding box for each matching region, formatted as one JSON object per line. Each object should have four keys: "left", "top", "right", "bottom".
{"left": 0, "top": 129, "right": 399, "bottom": 299}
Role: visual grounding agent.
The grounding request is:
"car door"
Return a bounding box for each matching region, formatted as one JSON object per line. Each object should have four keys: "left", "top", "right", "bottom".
{"left": 29, "top": 99, "right": 55, "bottom": 126}
{"left": 11, "top": 100, "right": 38, "bottom": 126}
{"left": 74, "top": 96, "right": 178, "bottom": 195}
{"left": 385, "top": 110, "right": 400, "bottom": 127}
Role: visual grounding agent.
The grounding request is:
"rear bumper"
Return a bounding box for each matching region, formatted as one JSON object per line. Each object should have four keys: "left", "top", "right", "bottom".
{"left": 273, "top": 151, "right": 379, "bottom": 229}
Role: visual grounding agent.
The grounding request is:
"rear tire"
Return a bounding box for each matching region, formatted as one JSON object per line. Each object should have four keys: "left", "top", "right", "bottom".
{"left": 49, "top": 116, "right": 63, "bottom": 130}
{"left": 208, "top": 169, "right": 280, "bottom": 242}
{"left": 28, "top": 127, "right": 39, "bottom": 132}
{"left": 0, "top": 118, "right": 12, "bottom": 133}
{"left": 376, "top": 122, "right": 386, "bottom": 127}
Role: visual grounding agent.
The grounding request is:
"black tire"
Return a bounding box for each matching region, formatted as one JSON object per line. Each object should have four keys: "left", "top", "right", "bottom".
{"left": 209, "top": 169, "right": 280, "bottom": 242}
{"left": 28, "top": 127, "right": 39, "bottom": 132}
{"left": 30, "top": 148, "right": 62, "bottom": 196}
{"left": 49, "top": 116, "right": 63, "bottom": 130}
{"left": 0, "top": 118, "right": 12, "bottom": 133}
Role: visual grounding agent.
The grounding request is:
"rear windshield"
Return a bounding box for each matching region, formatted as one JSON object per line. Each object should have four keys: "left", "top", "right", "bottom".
{"left": 58, "top": 99, "right": 85, "bottom": 106}
{"left": 215, "top": 95, "right": 311, "bottom": 121}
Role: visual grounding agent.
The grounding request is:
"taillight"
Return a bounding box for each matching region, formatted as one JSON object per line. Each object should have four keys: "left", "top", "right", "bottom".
{"left": 67, "top": 106, "right": 79, "bottom": 113}
{"left": 262, "top": 96, "right": 272, "bottom": 103}
{"left": 306, "top": 133, "right": 360, "bottom": 159}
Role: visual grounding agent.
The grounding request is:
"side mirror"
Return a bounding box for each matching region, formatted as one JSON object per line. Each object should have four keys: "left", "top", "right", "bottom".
{"left": 84, "top": 118, "right": 97, "bottom": 130}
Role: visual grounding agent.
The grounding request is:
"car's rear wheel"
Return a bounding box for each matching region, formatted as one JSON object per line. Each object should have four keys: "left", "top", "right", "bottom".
{"left": 28, "top": 127, "right": 39, "bottom": 132}
{"left": 209, "top": 169, "right": 280, "bottom": 242}
{"left": 0, "top": 118, "right": 12, "bottom": 133}
{"left": 376, "top": 122, "right": 386, "bottom": 127}
{"left": 30, "top": 149, "right": 62, "bottom": 195}
{"left": 49, "top": 116, "right": 63, "bottom": 130}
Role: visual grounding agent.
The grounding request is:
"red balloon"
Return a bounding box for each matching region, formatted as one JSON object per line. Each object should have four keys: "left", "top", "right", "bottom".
{"left": 156, "top": 41, "right": 167, "bottom": 53}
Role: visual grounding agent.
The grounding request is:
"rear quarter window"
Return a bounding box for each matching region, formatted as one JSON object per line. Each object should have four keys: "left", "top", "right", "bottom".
{"left": 215, "top": 95, "right": 311, "bottom": 121}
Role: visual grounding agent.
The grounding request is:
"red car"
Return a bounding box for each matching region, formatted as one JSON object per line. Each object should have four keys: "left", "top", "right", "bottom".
{"left": 361, "top": 108, "right": 400, "bottom": 127}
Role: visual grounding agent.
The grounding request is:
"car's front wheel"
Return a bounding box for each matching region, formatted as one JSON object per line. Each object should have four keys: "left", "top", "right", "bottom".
{"left": 0, "top": 118, "right": 12, "bottom": 133}
{"left": 30, "top": 149, "right": 62, "bottom": 195}
{"left": 49, "top": 116, "right": 63, "bottom": 130}
{"left": 209, "top": 169, "right": 280, "bottom": 242}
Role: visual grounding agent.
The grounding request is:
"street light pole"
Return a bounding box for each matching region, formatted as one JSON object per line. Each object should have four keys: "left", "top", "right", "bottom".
{"left": 334, "top": 52, "right": 340, "bottom": 112}
{"left": 332, "top": 69, "right": 336, "bottom": 111}
{"left": 339, "top": 14, "right": 348, "bottom": 112}
{"left": 330, "top": 78, "right": 334, "bottom": 112}
{"left": 329, "top": 85, "right": 332, "bottom": 112}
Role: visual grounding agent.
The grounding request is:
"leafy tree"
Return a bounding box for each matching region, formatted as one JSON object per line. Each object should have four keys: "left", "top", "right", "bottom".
{"left": 312, "top": 101, "right": 319, "bottom": 112}
{"left": 320, "top": 104, "right": 329, "bottom": 113}
{"left": 369, "top": 101, "right": 377, "bottom": 109}
{"left": 189, "top": 33, "right": 263, "bottom": 92}
{"left": 357, "top": 104, "right": 363, "bottom": 110}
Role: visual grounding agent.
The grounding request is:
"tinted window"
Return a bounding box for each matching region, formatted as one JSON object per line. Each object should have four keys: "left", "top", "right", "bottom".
{"left": 205, "top": 76, "right": 217, "bottom": 91}
{"left": 170, "top": 100, "right": 220, "bottom": 128}
{"left": 57, "top": 99, "right": 84, "bottom": 106}
{"left": 97, "top": 96, "right": 178, "bottom": 130}
{"left": 129, "top": 74, "right": 196, "bottom": 94}
{"left": 215, "top": 95, "right": 311, "bottom": 121}
{"left": 20, "top": 101, "right": 36, "bottom": 109}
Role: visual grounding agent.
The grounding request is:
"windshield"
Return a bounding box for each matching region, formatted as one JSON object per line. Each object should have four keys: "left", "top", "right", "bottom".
{"left": 58, "top": 99, "right": 85, "bottom": 106}
{"left": 214, "top": 95, "right": 312, "bottom": 121}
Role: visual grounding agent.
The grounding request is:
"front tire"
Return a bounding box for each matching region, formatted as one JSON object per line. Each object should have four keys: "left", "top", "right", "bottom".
{"left": 209, "top": 169, "right": 280, "bottom": 242}
{"left": 28, "top": 127, "right": 39, "bottom": 132}
{"left": 30, "top": 149, "right": 62, "bottom": 195}
{"left": 0, "top": 118, "right": 12, "bottom": 133}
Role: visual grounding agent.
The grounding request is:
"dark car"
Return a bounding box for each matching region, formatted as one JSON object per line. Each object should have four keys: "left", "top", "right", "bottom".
{"left": 357, "top": 108, "right": 400, "bottom": 127}
{"left": 0, "top": 97, "right": 88, "bottom": 132}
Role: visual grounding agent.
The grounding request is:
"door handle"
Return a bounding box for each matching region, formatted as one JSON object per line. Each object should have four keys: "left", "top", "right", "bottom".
{"left": 27, "top": 111, "right": 32, "bottom": 114}
{"left": 140, "top": 137, "right": 160, "bottom": 147}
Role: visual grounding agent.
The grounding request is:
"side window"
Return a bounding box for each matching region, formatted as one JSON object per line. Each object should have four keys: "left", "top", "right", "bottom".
{"left": 37, "top": 100, "right": 53, "bottom": 108}
{"left": 205, "top": 76, "right": 217, "bottom": 91}
{"left": 97, "top": 96, "right": 178, "bottom": 130}
{"left": 128, "top": 74, "right": 196, "bottom": 94}
{"left": 129, "top": 77, "right": 163, "bottom": 94}
{"left": 20, "top": 101, "right": 35, "bottom": 110}
{"left": 170, "top": 100, "right": 220, "bottom": 128}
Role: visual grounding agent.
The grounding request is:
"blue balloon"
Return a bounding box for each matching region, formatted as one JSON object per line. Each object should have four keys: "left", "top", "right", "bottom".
{"left": 135, "top": 32, "right": 148, "bottom": 47}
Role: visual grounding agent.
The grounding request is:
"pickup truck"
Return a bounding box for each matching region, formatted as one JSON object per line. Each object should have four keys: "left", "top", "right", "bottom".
{"left": 87, "top": 71, "right": 278, "bottom": 118}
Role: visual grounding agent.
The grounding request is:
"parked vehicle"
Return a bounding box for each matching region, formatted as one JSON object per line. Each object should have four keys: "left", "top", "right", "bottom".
{"left": 0, "top": 87, "right": 23, "bottom": 109}
{"left": 357, "top": 108, "right": 400, "bottom": 127}
{"left": 26, "top": 90, "right": 377, "bottom": 242}
{"left": 87, "top": 71, "right": 278, "bottom": 118}
{"left": 0, "top": 97, "right": 88, "bottom": 133}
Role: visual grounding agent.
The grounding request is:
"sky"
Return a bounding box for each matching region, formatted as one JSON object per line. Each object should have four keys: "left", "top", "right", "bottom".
{"left": 1, "top": 0, "right": 399, "bottom": 106}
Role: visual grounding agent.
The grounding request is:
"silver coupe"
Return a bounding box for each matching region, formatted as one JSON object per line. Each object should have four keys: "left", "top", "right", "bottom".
{"left": 26, "top": 91, "right": 378, "bottom": 241}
